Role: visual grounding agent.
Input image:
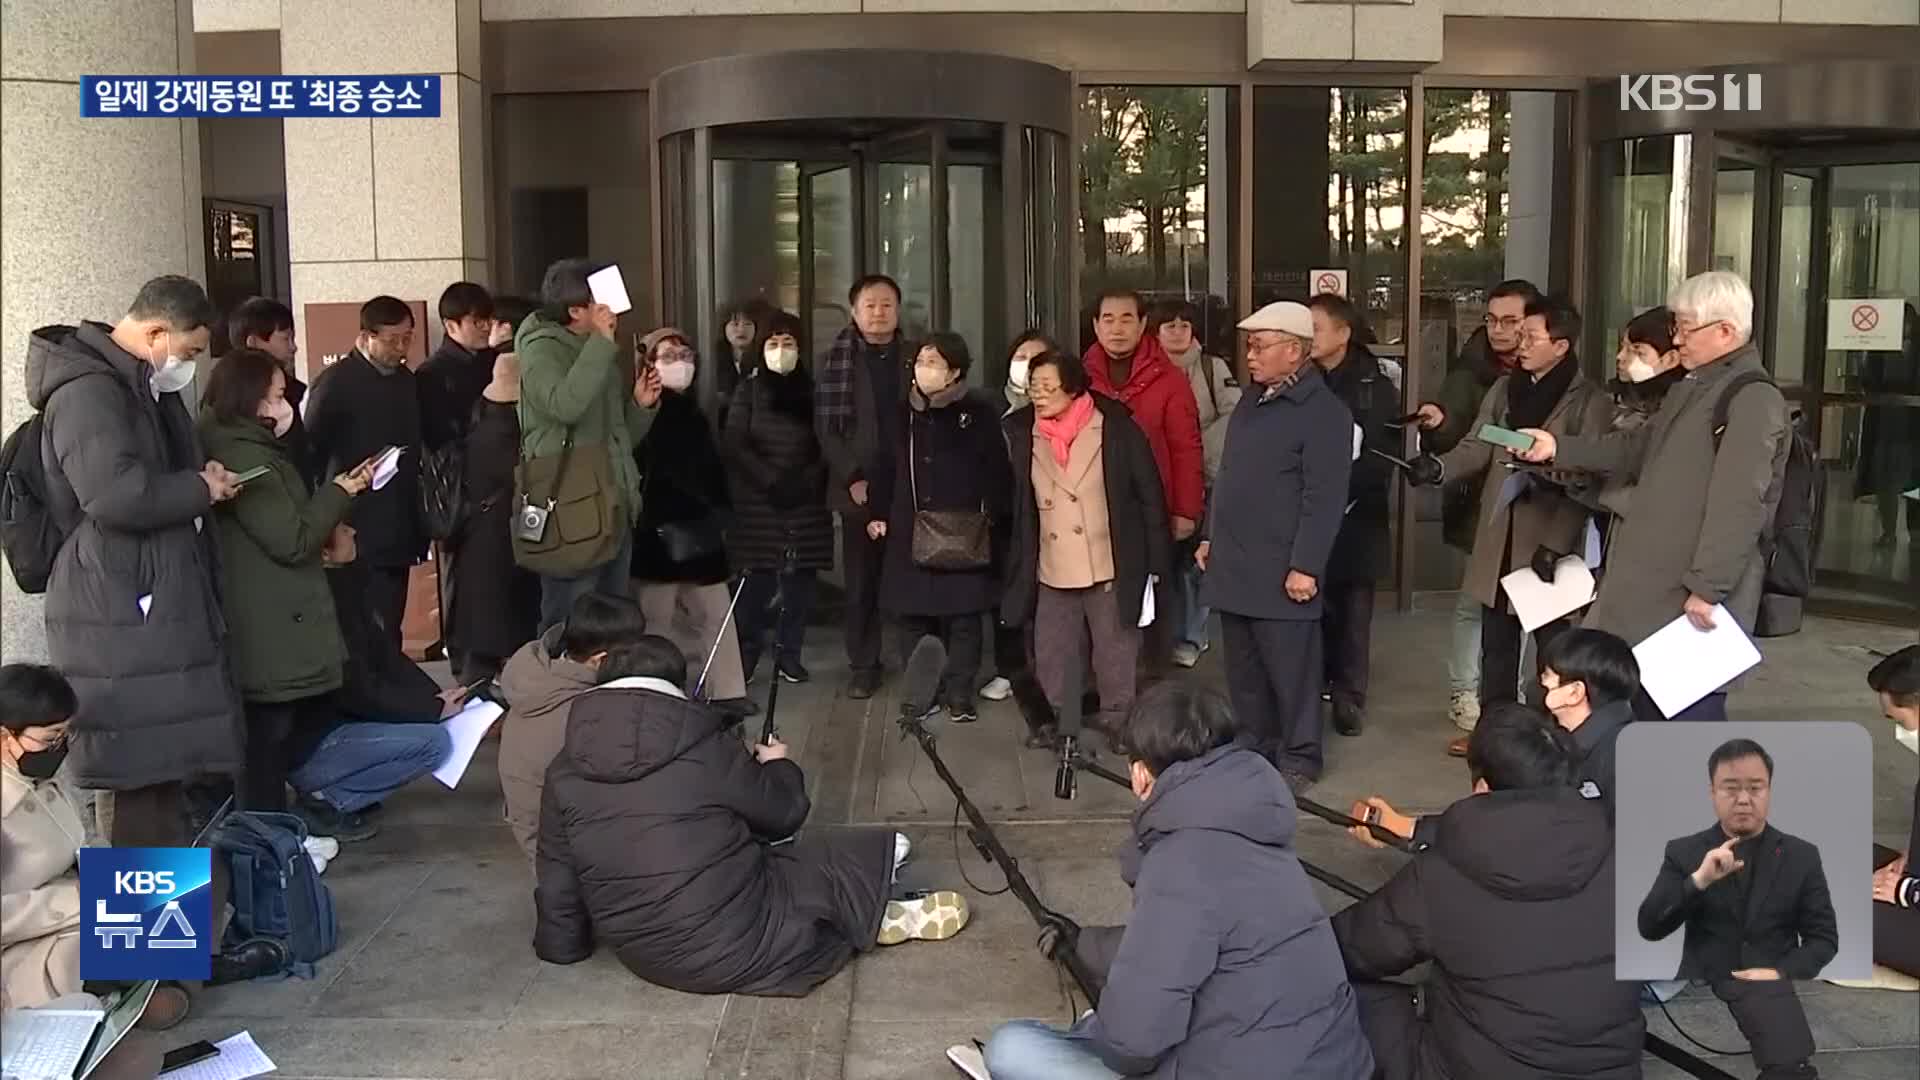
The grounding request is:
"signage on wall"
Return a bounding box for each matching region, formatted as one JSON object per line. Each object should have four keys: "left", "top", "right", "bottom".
{"left": 1825, "top": 298, "right": 1904, "bottom": 352}
{"left": 300, "top": 300, "right": 431, "bottom": 382}
{"left": 1310, "top": 269, "right": 1349, "bottom": 298}
{"left": 1618, "top": 73, "right": 1762, "bottom": 113}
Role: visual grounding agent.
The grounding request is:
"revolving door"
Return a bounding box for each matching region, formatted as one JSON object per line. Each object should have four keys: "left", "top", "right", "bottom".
{"left": 653, "top": 50, "right": 1074, "bottom": 408}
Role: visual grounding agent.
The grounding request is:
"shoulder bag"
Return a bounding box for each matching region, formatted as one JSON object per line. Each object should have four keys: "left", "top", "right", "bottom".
{"left": 511, "top": 427, "right": 621, "bottom": 576}
{"left": 908, "top": 421, "right": 992, "bottom": 571}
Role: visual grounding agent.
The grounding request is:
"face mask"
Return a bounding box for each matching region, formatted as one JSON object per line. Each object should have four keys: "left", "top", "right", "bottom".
{"left": 1896, "top": 724, "right": 1919, "bottom": 755}
{"left": 914, "top": 365, "right": 953, "bottom": 397}
{"left": 1007, "top": 359, "right": 1031, "bottom": 392}
{"left": 262, "top": 396, "right": 295, "bottom": 437}
{"left": 1542, "top": 682, "right": 1579, "bottom": 715}
{"left": 149, "top": 335, "right": 196, "bottom": 395}
{"left": 764, "top": 345, "right": 799, "bottom": 375}
{"left": 656, "top": 359, "right": 696, "bottom": 393}
{"left": 1623, "top": 356, "right": 1662, "bottom": 384}
{"left": 15, "top": 743, "right": 68, "bottom": 781}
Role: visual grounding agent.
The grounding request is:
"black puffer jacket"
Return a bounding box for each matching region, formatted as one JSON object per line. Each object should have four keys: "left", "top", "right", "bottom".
{"left": 632, "top": 391, "right": 732, "bottom": 585}
{"left": 1332, "top": 787, "right": 1643, "bottom": 1080}
{"left": 533, "top": 680, "right": 891, "bottom": 997}
{"left": 722, "top": 366, "right": 834, "bottom": 573}
{"left": 25, "top": 323, "right": 242, "bottom": 789}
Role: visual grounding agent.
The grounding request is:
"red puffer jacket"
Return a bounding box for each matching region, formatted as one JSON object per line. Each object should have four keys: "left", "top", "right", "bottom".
{"left": 1084, "top": 336, "right": 1205, "bottom": 523}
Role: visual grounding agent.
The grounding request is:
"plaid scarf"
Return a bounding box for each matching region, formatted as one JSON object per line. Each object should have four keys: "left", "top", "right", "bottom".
{"left": 1258, "top": 363, "right": 1309, "bottom": 403}
{"left": 816, "top": 325, "right": 864, "bottom": 435}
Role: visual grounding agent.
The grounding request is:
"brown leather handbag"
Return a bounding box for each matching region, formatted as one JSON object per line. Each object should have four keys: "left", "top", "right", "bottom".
{"left": 907, "top": 426, "right": 991, "bottom": 571}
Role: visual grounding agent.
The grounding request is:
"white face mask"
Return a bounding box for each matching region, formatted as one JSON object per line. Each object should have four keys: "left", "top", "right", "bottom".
{"left": 149, "top": 334, "right": 196, "bottom": 396}
{"left": 1623, "top": 357, "right": 1662, "bottom": 384}
{"left": 1896, "top": 724, "right": 1919, "bottom": 755}
{"left": 656, "top": 359, "right": 696, "bottom": 393}
{"left": 764, "top": 344, "right": 799, "bottom": 375}
{"left": 1007, "top": 359, "right": 1031, "bottom": 393}
{"left": 262, "top": 396, "right": 295, "bottom": 437}
{"left": 914, "top": 364, "right": 953, "bottom": 397}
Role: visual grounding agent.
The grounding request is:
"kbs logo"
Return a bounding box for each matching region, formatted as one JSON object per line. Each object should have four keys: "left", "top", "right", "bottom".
{"left": 1618, "top": 74, "right": 1763, "bottom": 113}
{"left": 79, "top": 848, "right": 213, "bottom": 981}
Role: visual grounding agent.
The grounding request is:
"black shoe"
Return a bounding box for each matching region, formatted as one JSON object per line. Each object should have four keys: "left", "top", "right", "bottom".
{"left": 294, "top": 797, "right": 379, "bottom": 842}
{"left": 711, "top": 697, "right": 761, "bottom": 719}
{"left": 209, "top": 938, "right": 287, "bottom": 986}
{"left": 947, "top": 701, "right": 978, "bottom": 723}
{"left": 425, "top": 639, "right": 447, "bottom": 661}
{"left": 1279, "top": 768, "right": 1319, "bottom": 794}
{"left": 775, "top": 656, "right": 811, "bottom": 684}
{"left": 847, "top": 669, "right": 881, "bottom": 700}
{"left": 1332, "top": 703, "right": 1364, "bottom": 736}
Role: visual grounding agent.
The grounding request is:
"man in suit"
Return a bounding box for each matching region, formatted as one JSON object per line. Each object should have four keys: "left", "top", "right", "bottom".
{"left": 1638, "top": 738, "right": 1837, "bottom": 1080}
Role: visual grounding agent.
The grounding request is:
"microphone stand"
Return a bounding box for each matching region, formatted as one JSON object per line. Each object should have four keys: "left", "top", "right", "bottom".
{"left": 758, "top": 546, "right": 797, "bottom": 746}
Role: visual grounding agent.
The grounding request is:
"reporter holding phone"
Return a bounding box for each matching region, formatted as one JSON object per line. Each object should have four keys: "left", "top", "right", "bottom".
{"left": 1405, "top": 297, "right": 1609, "bottom": 753}
{"left": 200, "top": 349, "right": 376, "bottom": 812}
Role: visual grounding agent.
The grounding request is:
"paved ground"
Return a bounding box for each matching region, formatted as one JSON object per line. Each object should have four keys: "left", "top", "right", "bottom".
{"left": 160, "top": 600, "right": 1918, "bottom": 1079}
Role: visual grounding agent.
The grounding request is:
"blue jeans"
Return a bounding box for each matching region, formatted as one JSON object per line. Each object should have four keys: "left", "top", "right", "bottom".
{"left": 289, "top": 722, "right": 452, "bottom": 813}
{"left": 983, "top": 1018, "right": 1121, "bottom": 1080}
{"left": 1449, "top": 589, "right": 1481, "bottom": 696}
{"left": 537, "top": 525, "right": 634, "bottom": 633}
{"left": 1174, "top": 540, "right": 1211, "bottom": 650}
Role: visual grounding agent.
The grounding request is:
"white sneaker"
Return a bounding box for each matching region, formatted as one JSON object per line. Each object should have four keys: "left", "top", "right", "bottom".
{"left": 946, "top": 1043, "right": 990, "bottom": 1080}
{"left": 303, "top": 835, "right": 340, "bottom": 861}
{"left": 1171, "top": 643, "right": 1201, "bottom": 669}
{"left": 893, "top": 832, "right": 912, "bottom": 872}
{"left": 980, "top": 677, "right": 1012, "bottom": 701}
{"left": 1449, "top": 690, "right": 1480, "bottom": 732}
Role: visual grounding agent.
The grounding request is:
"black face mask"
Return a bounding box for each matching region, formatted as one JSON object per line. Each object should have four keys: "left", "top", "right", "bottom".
{"left": 15, "top": 743, "right": 68, "bottom": 780}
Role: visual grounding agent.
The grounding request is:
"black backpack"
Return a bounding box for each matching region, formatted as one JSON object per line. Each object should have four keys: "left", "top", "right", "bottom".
{"left": 0, "top": 414, "right": 66, "bottom": 593}
{"left": 1711, "top": 371, "right": 1821, "bottom": 637}
{"left": 419, "top": 438, "right": 469, "bottom": 542}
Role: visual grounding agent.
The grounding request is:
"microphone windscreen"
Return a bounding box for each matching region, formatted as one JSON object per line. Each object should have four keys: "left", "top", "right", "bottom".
{"left": 901, "top": 633, "right": 948, "bottom": 718}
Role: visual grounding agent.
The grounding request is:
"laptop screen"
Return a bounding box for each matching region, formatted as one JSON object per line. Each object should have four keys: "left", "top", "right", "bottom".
{"left": 75, "top": 980, "right": 156, "bottom": 1079}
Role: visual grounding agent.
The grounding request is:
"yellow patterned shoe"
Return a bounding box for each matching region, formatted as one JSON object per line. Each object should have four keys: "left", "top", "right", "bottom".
{"left": 877, "top": 890, "right": 970, "bottom": 945}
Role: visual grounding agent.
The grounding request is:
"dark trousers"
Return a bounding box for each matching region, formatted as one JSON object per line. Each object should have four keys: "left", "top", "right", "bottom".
{"left": 104, "top": 782, "right": 231, "bottom": 961}
{"left": 365, "top": 564, "right": 411, "bottom": 653}
{"left": 993, "top": 619, "right": 1056, "bottom": 734}
{"left": 736, "top": 568, "right": 818, "bottom": 665}
{"left": 896, "top": 612, "right": 984, "bottom": 707}
{"left": 241, "top": 698, "right": 322, "bottom": 811}
{"left": 1479, "top": 606, "right": 1571, "bottom": 708}
{"left": 1139, "top": 571, "right": 1178, "bottom": 681}
{"left": 840, "top": 516, "right": 884, "bottom": 674}
{"left": 1352, "top": 981, "right": 1425, "bottom": 1080}
{"left": 1321, "top": 580, "right": 1376, "bottom": 714}
{"left": 1220, "top": 614, "right": 1324, "bottom": 778}
{"left": 1709, "top": 977, "right": 1816, "bottom": 1076}
{"left": 1874, "top": 900, "right": 1920, "bottom": 978}
{"left": 1633, "top": 688, "right": 1730, "bottom": 723}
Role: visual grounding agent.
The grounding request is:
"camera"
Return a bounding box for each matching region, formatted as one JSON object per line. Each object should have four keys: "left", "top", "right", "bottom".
{"left": 515, "top": 496, "right": 553, "bottom": 543}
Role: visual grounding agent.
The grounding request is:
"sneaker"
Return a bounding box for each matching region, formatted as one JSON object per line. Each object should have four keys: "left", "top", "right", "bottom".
{"left": 303, "top": 835, "right": 339, "bottom": 874}
{"left": 1279, "top": 768, "right": 1318, "bottom": 794}
{"left": 847, "top": 669, "right": 881, "bottom": 700}
{"left": 1446, "top": 734, "right": 1470, "bottom": 758}
{"left": 1448, "top": 690, "right": 1480, "bottom": 732}
{"left": 877, "top": 890, "right": 970, "bottom": 945}
{"left": 947, "top": 702, "right": 979, "bottom": 724}
{"left": 295, "top": 796, "right": 378, "bottom": 842}
{"left": 946, "top": 1044, "right": 991, "bottom": 1080}
{"left": 1171, "top": 643, "right": 1201, "bottom": 669}
{"left": 893, "top": 832, "right": 912, "bottom": 872}
{"left": 775, "top": 656, "right": 811, "bottom": 684}
{"left": 979, "top": 677, "right": 1013, "bottom": 701}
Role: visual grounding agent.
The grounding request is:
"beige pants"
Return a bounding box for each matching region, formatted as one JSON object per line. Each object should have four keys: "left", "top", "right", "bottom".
{"left": 0, "top": 929, "right": 81, "bottom": 1010}
{"left": 635, "top": 581, "right": 748, "bottom": 702}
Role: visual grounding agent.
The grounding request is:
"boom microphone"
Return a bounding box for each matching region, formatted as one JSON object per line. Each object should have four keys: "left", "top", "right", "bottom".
{"left": 899, "top": 633, "right": 947, "bottom": 730}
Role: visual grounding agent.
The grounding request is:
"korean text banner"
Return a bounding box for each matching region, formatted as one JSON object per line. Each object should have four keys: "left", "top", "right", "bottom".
{"left": 82, "top": 76, "right": 441, "bottom": 118}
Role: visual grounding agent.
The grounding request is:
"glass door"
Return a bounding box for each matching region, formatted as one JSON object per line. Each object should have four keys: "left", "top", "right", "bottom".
{"left": 800, "top": 163, "right": 855, "bottom": 355}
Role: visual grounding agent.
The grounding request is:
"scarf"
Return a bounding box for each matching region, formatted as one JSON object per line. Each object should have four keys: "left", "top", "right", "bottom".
{"left": 909, "top": 378, "right": 969, "bottom": 413}
{"left": 1505, "top": 354, "right": 1578, "bottom": 430}
{"left": 1035, "top": 393, "right": 1097, "bottom": 467}
{"left": 816, "top": 325, "right": 895, "bottom": 434}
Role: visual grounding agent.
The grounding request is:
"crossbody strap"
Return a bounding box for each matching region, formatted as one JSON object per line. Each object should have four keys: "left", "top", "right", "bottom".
{"left": 539, "top": 425, "right": 580, "bottom": 506}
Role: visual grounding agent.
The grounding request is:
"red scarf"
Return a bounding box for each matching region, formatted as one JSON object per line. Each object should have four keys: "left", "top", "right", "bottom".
{"left": 1035, "top": 393, "right": 1096, "bottom": 468}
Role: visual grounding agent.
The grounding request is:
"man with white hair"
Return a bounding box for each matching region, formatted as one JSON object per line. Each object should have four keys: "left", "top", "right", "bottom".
{"left": 1196, "top": 302, "right": 1351, "bottom": 788}
{"left": 1515, "top": 271, "right": 1789, "bottom": 722}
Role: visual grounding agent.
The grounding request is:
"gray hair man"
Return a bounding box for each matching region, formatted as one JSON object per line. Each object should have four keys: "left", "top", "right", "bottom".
{"left": 1514, "top": 271, "right": 1790, "bottom": 722}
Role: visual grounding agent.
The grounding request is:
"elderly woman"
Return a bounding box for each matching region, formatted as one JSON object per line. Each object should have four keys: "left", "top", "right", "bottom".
{"left": 200, "top": 348, "right": 375, "bottom": 813}
{"left": 866, "top": 333, "right": 1012, "bottom": 722}
{"left": 630, "top": 328, "right": 752, "bottom": 715}
{"left": 1002, "top": 349, "right": 1169, "bottom": 747}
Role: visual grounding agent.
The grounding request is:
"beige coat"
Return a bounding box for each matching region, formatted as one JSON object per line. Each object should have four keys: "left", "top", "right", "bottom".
{"left": 498, "top": 634, "right": 601, "bottom": 865}
{"left": 1437, "top": 367, "right": 1612, "bottom": 609}
{"left": 1033, "top": 411, "right": 1117, "bottom": 590}
{"left": 1171, "top": 346, "right": 1242, "bottom": 485}
{"left": 1, "top": 765, "right": 87, "bottom": 1010}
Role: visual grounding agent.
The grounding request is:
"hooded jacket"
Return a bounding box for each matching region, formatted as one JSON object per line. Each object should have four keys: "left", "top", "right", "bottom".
{"left": 1077, "top": 746, "right": 1374, "bottom": 1079}
{"left": 1085, "top": 336, "right": 1205, "bottom": 524}
{"left": 1333, "top": 787, "right": 1644, "bottom": 1080}
{"left": 25, "top": 322, "right": 242, "bottom": 789}
{"left": 514, "top": 312, "right": 656, "bottom": 526}
{"left": 1167, "top": 345, "right": 1241, "bottom": 485}
{"left": 1, "top": 765, "right": 87, "bottom": 1009}
{"left": 532, "top": 680, "right": 890, "bottom": 996}
{"left": 497, "top": 625, "right": 600, "bottom": 863}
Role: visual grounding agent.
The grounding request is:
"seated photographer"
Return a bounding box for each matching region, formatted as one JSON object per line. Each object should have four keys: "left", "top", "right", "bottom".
{"left": 532, "top": 636, "right": 968, "bottom": 996}
{"left": 1869, "top": 645, "right": 1919, "bottom": 980}
{"left": 1332, "top": 705, "right": 1642, "bottom": 1080}
{"left": 959, "top": 681, "right": 1372, "bottom": 1080}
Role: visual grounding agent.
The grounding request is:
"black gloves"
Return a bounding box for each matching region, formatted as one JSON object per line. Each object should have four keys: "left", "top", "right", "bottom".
{"left": 1407, "top": 454, "right": 1445, "bottom": 488}
{"left": 1036, "top": 911, "right": 1082, "bottom": 962}
{"left": 1531, "top": 545, "right": 1565, "bottom": 583}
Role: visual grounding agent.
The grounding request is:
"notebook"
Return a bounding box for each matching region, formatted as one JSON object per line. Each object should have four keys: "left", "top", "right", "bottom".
{"left": 1, "top": 979, "right": 155, "bottom": 1080}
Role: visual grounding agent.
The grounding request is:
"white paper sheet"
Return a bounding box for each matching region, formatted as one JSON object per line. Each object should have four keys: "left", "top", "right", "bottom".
{"left": 1632, "top": 605, "right": 1761, "bottom": 718}
{"left": 1905, "top": 486, "right": 1920, "bottom": 502}
{"left": 433, "top": 700, "right": 504, "bottom": 789}
{"left": 159, "top": 1031, "right": 277, "bottom": 1080}
{"left": 370, "top": 446, "right": 404, "bottom": 492}
{"left": 1498, "top": 555, "right": 1596, "bottom": 633}
{"left": 1138, "top": 576, "right": 1156, "bottom": 629}
{"left": 1351, "top": 423, "right": 1363, "bottom": 462}
{"left": 1583, "top": 518, "right": 1603, "bottom": 569}
{"left": 587, "top": 265, "right": 633, "bottom": 315}
{"left": 138, "top": 594, "right": 152, "bottom": 619}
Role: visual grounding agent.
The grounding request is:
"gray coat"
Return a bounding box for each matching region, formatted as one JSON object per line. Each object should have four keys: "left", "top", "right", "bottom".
{"left": 25, "top": 323, "right": 243, "bottom": 790}
{"left": 1552, "top": 343, "right": 1789, "bottom": 646}
{"left": 1074, "top": 745, "right": 1373, "bottom": 1079}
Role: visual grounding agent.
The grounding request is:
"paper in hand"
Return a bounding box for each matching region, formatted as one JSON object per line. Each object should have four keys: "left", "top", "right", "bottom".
{"left": 1583, "top": 518, "right": 1603, "bottom": 569}
{"left": 371, "top": 446, "right": 404, "bottom": 491}
{"left": 587, "top": 265, "right": 633, "bottom": 315}
{"left": 434, "top": 699, "right": 504, "bottom": 789}
{"left": 1632, "top": 604, "right": 1761, "bottom": 717}
{"left": 1351, "top": 423, "right": 1363, "bottom": 462}
{"left": 1499, "top": 556, "right": 1595, "bottom": 633}
{"left": 138, "top": 594, "right": 153, "bottom": 619}
{"left": 1138, "top": 576, "right": 1156, "bottom": 629}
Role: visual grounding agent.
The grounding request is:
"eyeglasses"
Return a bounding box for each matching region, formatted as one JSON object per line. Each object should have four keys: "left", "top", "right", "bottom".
{"left": 1671, "top": 317, "right": 1728, "bottom": 339}
{"left": 18, "top": 728, "right": 67, "bottom": 750}
{"left": 655, "top": 347, "right": 695, "bottom": 363}
{"left": 1484, "top": 315, "right": 1524, "bottom": 331}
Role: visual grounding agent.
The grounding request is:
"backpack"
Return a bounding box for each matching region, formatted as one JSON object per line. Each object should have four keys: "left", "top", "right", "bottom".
{"left": 419, "top": 438, "right": 470, "bottom": 542}
{"left": 1711, "top": 371, "right": 1821, "bottom": 638}
{"left": 210, "top": 811, "right": 339, "bottom": 977}
{"left": 0, "top": 414, "right": 67, "bottom": 594}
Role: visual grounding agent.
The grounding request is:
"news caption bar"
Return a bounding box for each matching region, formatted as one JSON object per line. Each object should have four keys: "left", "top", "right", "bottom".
{"left": 82, "top": 76, "right": 441, "bottom": 118}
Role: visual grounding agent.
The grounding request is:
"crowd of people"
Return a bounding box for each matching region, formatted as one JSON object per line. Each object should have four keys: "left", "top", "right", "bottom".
{"left": 1, "top": 256, "right": 1913, "bottom": 1080}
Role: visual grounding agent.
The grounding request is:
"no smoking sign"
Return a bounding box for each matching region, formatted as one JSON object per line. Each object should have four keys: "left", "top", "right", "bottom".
{"left": 1827, "top": 298, "right": 1901, "bottom": 352}
{"left": 1310, "top": 268, "right": 1348, "bottom": 298}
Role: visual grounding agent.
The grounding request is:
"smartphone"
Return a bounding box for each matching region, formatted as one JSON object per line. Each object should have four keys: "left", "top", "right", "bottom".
{"left": 1475, "top": 423, "right": 1537, "bottom": 452}
{"left": 160, "top": 1040, "right": 220, "bottom": 1074}
{"left": 232, "top": 464, "right": 273, "bottom": 485}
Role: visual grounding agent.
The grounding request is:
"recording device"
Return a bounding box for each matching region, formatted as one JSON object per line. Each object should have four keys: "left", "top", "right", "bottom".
{"left": 757, "top": 547, "right": 800, "bottom": 746}
{"left": 1363, "top": 805, "right": 1382, "bottom": 827}
{"left": 898, "top": 634, "right": 947, "bottom": 730}
{"left": 231, "top": 464, "right": 272, "bottom": 485}
{"left": 1475, "top": 423, "right": 1537, "bottom": 452}
{"left": 160, "top": 1040, "right": 220, "bottom": 1074}
{"left": 514, "top": 495, "right": 553, "bottom": 542}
